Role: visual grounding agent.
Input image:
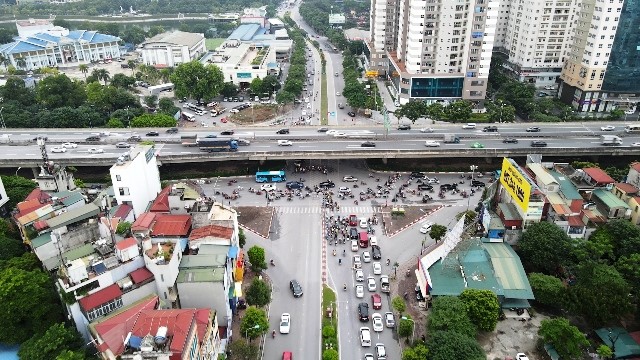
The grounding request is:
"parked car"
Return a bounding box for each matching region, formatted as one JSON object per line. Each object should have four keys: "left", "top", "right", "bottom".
{"left": 384, "top": 312, "right": 395, "bottom": 328}
{"left": 348, "top": 111, "right": 356, "bottom": 117}
{"left": 343, "top": 175, "right": 358, "bottom": 182}
{"left": 286, "top": 181, "right": 304, "bottom": 189}
{"left": 418, "top": 184, "right": 433, "bottom": 191}
{"left": 261, "top": 184, "right": 276, "bottom": 192}
{"left": 319, "top": 181, "right": 336, "bottom": 188}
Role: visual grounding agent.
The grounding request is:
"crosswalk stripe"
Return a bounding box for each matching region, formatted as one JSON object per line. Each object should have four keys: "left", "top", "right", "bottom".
{"left": 274, "top": 206, "right": 384, "bottom": 214}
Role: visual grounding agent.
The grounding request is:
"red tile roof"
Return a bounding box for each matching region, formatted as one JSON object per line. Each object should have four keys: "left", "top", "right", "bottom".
{"left": 615, "top": 182, "right": 638, "bottom": 194}
{"left": 149, "top": 186, "right": 171, "bottom": 213}
{"left": 567, "top": 216, "right": 585, "bottom": 227}
{"left": 115, "top": 237, "right": 138, "bottom": 251}
{"left": 583, "top": 167, "right": 615, "bottom": 184}
{"left": 131, "top": 212, "right": 157, "bottom": 231}
{"left": 25, "top": 188, "right": 51, "bottom": 202}
{"left": 16, "top": 198, "right": 48, "bottom": 218}
{"left": 189, "top": 224, "right": 233, "bottom": 241}
{"left": 79, "top": 283, "right": 123, "bottom": 312}
{"left": 151, "top": 214, "right": 192, "bottom": 237}
{"left": 129, "top": 267, "right": 154, "bottom": 284}
{"left": 113, "top": 204, "right": 133, "bottom": 219}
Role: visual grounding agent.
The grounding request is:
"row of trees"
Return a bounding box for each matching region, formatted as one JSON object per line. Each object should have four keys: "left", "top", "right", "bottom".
{"left": 394, "top": 99, "right": 475, "bottom": 124}
{"left": 340, "top": 49, "right": 382, "bottom": 113}
{"left": 275, "top": 17, "right": 308, "bottom": 105}
{"left": 298, "top": 0, "right": 349, "bottom": 50}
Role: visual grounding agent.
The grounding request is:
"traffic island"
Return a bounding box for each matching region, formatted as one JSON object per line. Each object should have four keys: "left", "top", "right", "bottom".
{"left": 236, "top": 206, "right": 275, "bottom": 238}
{"left": 322, "top": 285, "right": 339, "bottom": 359}
{"left": 321, "top": 59, "right": 328, "bottom": 125}
{"left": 381, "top": 205, "right": 443, "bottom": 237}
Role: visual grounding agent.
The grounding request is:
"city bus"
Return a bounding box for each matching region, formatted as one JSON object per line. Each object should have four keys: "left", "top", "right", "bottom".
{"left": 255, "top": 171, "right": 286, "bottom": 183}
{"left": 625, "top": 124, "right": 640, "bottom": 133}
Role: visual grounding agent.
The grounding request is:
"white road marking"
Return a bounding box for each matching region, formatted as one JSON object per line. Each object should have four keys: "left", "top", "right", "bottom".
{"left": 298, "top": 145, "right": 316, "bottom": 148}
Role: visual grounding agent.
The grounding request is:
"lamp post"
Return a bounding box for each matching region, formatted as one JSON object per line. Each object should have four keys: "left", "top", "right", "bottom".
{"left": 401, "top": 316, "right": 416, "bottom": 344}
{"left": 245, "top": 324, "right": 260, "bottom": 344}
{"left": 15, "top": 166, "right": 22, "bottom": 177}
{"left": 467, "top": 165, "right": 478, "bottom": 211}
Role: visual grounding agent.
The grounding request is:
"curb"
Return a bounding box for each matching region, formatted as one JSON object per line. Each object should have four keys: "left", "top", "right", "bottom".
{"left": 385, "top": 205, "right": 444, "bottom": 238}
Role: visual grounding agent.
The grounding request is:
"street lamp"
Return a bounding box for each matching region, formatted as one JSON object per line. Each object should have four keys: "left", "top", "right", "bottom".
{"left": 15, "top": 166, "right": 22, "bottom": 177}
{"left": 245, "top": 324, "right": 260, "bottom": 344}
{"left": 467, "top": 165, "right": 478, "bottom": 211}
{"left": 401, "top": 316, "right": 416, "bottom": 344}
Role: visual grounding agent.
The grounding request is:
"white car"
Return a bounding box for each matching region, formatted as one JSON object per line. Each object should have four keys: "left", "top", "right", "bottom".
{"left": 364, "top": 354, "right": 374, "bottom": 360}
{"left": 419, "top": 221, "right": 434, "bottom": 234}
{"left": 373, "top": 262, "right": 382, "bottom": 275}
{"left": 384, "top": 312, "right": 395, "bottom": 328}
{"left": 229, "top": 108, "right": 240, "bottom": 113}
{"left": 515, "top": 354, "right": 530, "bottom": 360}
{"left": 61, "top": 142, "right": 77, "bottom": 149}
{"left": 88, "top": 148, "right": 104, "bottom": 154}
{"left": 359, "top": 218, "right": 368, "bottom": 229}
{"left": 260, "top": 184, "right": 276, "bottom": 192}
{"left": 326, "top": 130, "right": 339, "bottom": 135}
{"left": 351, "top": 240, "right": 359, "bottom": 251}
{"left": 420, "top": 127, "right": 435, "bottom": 133}
{"left": 425, "top": 140, "right": 440, "bottom": 147}
{"left": 355, "top": 269, "right": 365, "bottom": 282}
{"left": 625, "top": 109, "right": 636, "bottom": 115}
{"left": 353, "top": 255, "right": 362, "bottom": 269}
{"left": 367, "top": 276, "right": 377, "bottom": 291}
{"left": 336, "top": 92, "right": 341, "bottom": 96}
{"left": 333, "top": 132, "right": 347, "bottom": 138}
{"left": 355, "top": 284, "right": 364, "bottom": 298}
{"left": 631, "top": 142, "right": 640, "bottom": 147}
{"left": 360, "top": 327, "right": 371, "bottom": 347}
{"left": 279, "top": 313, "right": 291, "bottom": 334}
{"left": 50, "top": 146, "right": 66, "bottom": 153}
{"left": 462, "top": 123, "right": 477, "bottom": 129}
{"left": 372, "top": 313, "right": 384, "bottom": 332}
{"left": 370, "top": 236, "right": 378, "bottom": 247}
{"left": 601, "top": 125, "right": 616, "bottom": 131}
{"left": 277, "top": 140, "right": 293, "bottom": 146}
{"left": 362, "top": 251, "right": 371, "bottom": 263}
{"left": 544, "top": 85, "right": 556, "bottom": 90}
{"left": 343, "top": 175, "right": 358, "bottom": 182}
{"left": 424, "top": 176, "right": 440, "bottom": 184}
{"left": 338, "top": 186, "right": 351, "bottom": 194}
{"left": 375, "top": 343, "right": 387, "bottom": 359}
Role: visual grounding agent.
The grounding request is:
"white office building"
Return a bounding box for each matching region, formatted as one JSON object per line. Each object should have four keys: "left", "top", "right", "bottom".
{"left": 140, "top": 31, "right": 206, "bottom": 67}
{"left": 109, "top": 145, "right": 162, "bottom": 218}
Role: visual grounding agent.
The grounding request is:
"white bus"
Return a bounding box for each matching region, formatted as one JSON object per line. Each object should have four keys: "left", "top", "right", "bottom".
{"left": 148, "top": 83, "right": 174, "bottom": 96}
{"left": 624, "top": 124, "right": 640, "bottom": 133}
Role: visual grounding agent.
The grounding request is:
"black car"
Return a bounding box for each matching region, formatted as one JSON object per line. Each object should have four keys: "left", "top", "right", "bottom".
{"left": 503, "top": 138, "right": 518, "bottom": 143}
{"left": 277, "top": 128, "right": 290, "bottom": 134}
{"left": 350, "top": 227, "right": 358, "bottom": 239}
{"left": 319, "top": 180, "right": 335, "bottom": 188}
{"left": 221, "top": 130, "right": 235, "bottom": 135}
{"left": 348, "top": 111, "right": 356, "bottom": 117}
{"left": 526, "top": 127, "right": 541, "bottom": 132}
{"left": 358, "top": 302, "right": 370, "bottom": 321}
{"left": 286, "top": 181, "right": 304, "bottom": 189}
{"left": 371, "top": 245, "right": 381, "bottom": 260}
{"left": 33, "top": 135, "right": 48, "bottom": 141}
{"left": 397, "top": 124, "right": 411, "bottom": 130}
{"left": 85, "top": 136, "right": 101, "bottom": 142}
{"left": 440, "top": 183, "right": 458, "bottom": 191}
{"left": 410, "top": 172, "right": 425, "bottom": 179}
{"left": 361, "top": 141, "right": 376, "bottom": 147}
{"left": 166, "top": 127, "right": 178, "bottom": 134}
{"left": 531, "top": 140, "right": 547, "bottom": 147}
{"left": 418, "top": 184, "right": 433, "bottom": 191}
{"left": 128, "top": 135, "right": 142, "bottom": 142}
{"left": 483, "top": 126, "right": 498, "bottom": 132}
{"left": 471, "top": 180, "right": 486, "bottom": 187}
{"left": 290, "top": 280, "right": 303, "bottom": 297}
{"left": 146, "top": 131, "right": 160, "bottom": 136}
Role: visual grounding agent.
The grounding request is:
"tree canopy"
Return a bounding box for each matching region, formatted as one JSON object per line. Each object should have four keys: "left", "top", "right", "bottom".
{"left": 170, "top": 61, "right": 225, "bottom": 101}
{"left": 247, "top": 246, "right": 267, "bottom": 272}
{"left": 402, "top": 343, "right": 430, "bottom": 360}
{"left": 1, "top": 175, "right": 37, "bottom": 210}
{"left": 429, "top": 224, "right": 448, "bottom": 242}
{"left": 245, "top": 278, "right": 271, "bottom": 307}
{"left": 130, "top": 113, "right": 177, "bottom": 128}
{"left": 239, "top": 307, "right": 269, "bottom": 340}
{"left": 18, "top": 323, "right": 83, "bottom": 360}
{"left": 528, "top": 273, "right": 567, "bottom": 308}
{"left": 459, "top": 289, "right": 500, "bottom": 332}
{"left": 518, "top": 222, "right": 572, "bottom": 274}
{"left": 538, "top": 318, "right": 589, "bottom": 360}
{"left": 36, "top": 74, "right": 86, "bottom": 108}
{"left": 426, "top": 330, "right": 486, "bottom": 360}
{"left": 427, "top": 296, "right": 476, "bottom": 338}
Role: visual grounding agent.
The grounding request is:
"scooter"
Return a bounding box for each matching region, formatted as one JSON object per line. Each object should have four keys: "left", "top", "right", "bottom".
{"left": 343, "top": 283, "right": 347, "bottom": 291}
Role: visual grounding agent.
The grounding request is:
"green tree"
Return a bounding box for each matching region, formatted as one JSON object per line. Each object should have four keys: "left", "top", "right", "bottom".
{"left": 459, "top": 289, "right": 500, "bottom": 332}
{"left": 395, "top": 101, "right": 427, "bottom": 123}
{"left": 130, "top": 114, "right": 177, "bottom": 128}
{"left": 276, "top": 91, "right": 295, "bottom": 105}
{"left": 425, "top": 102, "right": 445, "bottom": 121}
{"left": 147, "top": 26, "right": 165, "bottom": 38}
{"left": 245, "top": 278, "right": 271, "bottom": 307}
{"left": 0, "top": 175, "right": 37, "bottom": 210}
{"left": 228, "top": 340, "right": 258, "bottom": 360}
{"left": 120, "top": 25, "right": 147, "bottom": 45}
{"left": 322, "top": 349, "right": 339, "bottom": 360}
{"left": 605, "top": 219, "right": 640, "bottom": 259}
{"left": 143, "top": 95, "right": 158, "bottom": 109}
{"left": 238, "top": 228, "right": 247, "bottom": 248}
{"left": 615, "top": 253, "right": 640, "bottom": 297}
{"left": 18, "top": 323, "right": 83, "bottom": 360}
{"left": 106, "top": 118, "right": 125, "bottom": 128}
{"left": 247, "top": 245, "right": 267, "bottom": 272}
{"left": 518, "top": 222, "right": 572, "bottom": 274}
{"left": 55, "top": 350, "right": 85, "bottom": 360}
{"left": 170, "top": 61, "right": 224, "bottom": 101}
{"left": 444, "top": 100, "right": 473, "bottom": 122}
{"left": 392, "top": 296, "right": 406, "bottom": 313}
{"left": 0, "top": 253, "right": 41, "bottom": 272}
{"left": 240, "top": 306, "right": 269, "bottom": 340}
{"left": 571, "top": 227, "right": 614, "bottom": 264}
{"left": 486, "top": 100, "right": 516, "bottom": 123}
{"left": 110, "top": 73, "right": 136, "bottom": 89}
{"left": 402, "top": 343, "right": 429, "bottom": 360}
{"left": 250, "top": 77, "right": 263, "bottom": 96}
{"left": 427, "top": 330, "right": 485, "bottom": 360}
{"left": 429, "top": 224, "right": 448, "bottom": 243}
{"left": 596, "top": 345, "right": 614, "bottom": 359}
{"left": 427, "top": 296, "right": 476, "bottom": 338}
{"left": 528, "top": 273, "right": 567, "bottom": 308}
{"left": 78, "top": 64, "right": 89, "bottom": 80}
{"left": 158, "top": 98, "right": 179, "bottom": 116}
{"left": 220, "top": 81, "right": 239, "bottom": 98}
{"left": 260, "top": 74, "right": 281, "bottom": 95}
{"left": 116, "top": 222, "right": 131, "bottom": 236}
{"left": 36, "top": 74, "right": 86, "bottom": 108}
{"left": 0, "top": 218, "right": 18, "bottom": 238}
{"left": 398, "top": 315, "right": 414, "bottom": 339}
{"left": 91, "top": 68, "right": 110, "bottom": 85}
{"left": 1, "top": 76, "right": 36, "bottom": 106}
{"left": 538, "top": 318, "right": 589, "bottom": 360}
{"left": 0, "top": 235, "right": 24, "bottom": 261}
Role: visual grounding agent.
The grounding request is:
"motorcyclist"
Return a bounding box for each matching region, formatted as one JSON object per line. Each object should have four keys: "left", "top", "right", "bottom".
{"left": 343, "top": 283, "right": 347, "bottom": 291}
{"left": 270, "top": 259, "right": 275, "bottom": 266}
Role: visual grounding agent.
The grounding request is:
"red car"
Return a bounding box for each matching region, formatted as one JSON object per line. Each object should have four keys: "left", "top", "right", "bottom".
{"left": 221, "top": 117, "right": 228, "bottom": 123}
{"left": 371, "top": 293, "right": 382, "bottom": 310}
{"left": 282, "top": 351, "right": 293, "bottom": 360}
{"left": 349, "top": 214, "right": 358, "bottom": 227}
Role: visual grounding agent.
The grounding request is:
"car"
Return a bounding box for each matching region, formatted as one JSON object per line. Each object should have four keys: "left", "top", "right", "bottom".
{"left": 601, "top": 125, "right": 616, "bottom": 131}
{"left": 343, "top": 175, "right": 358, "bottom": 182}
{"left": 440, "top": 183, "right": 458, "bottom": 191}
{"left": 462, "top": 123, "right": 477, "bottom": 129}
{"left": 397, "top": 124, "right": 411, "bottom": 130}
{"left": 371, "top": 312, "right": 383, "bottom": 330}
{"left": 424, "top": 140, "right": 440, "bottom": 147}
{"left": 544, "top": 85, "right": 556, "bottom": 90}
{"left": 356, "top": 284, "right": 365, "bottom": 298}
{"left": 361, "top": 141, "right": 376, "bottom": 147}
{"left": 319, "top": 180, "right": 336, "bottom": 188}
{"left": 282, "top": 351, "right": 293, "bottom": 360}
{"left": 526, "top": 126, "right": 541, "bottom": 132}
{"left": 85, "top": 136, "right": 101, "bottom": 142}
{"left": 503, "top": 138, "right": 518, "bottom": 143}
{"left": 423, "top": 176, "right": 440, "bottom": 184}
{"left": 537, "top": 92, "right": 548, "bottom": 97}
{"left": 279, "top": 313, "right": 291, "bottom": 334}
{"left": 289, "top": 280, "right": 303, "bottom": 297}
{"left": 166, "top": 127, "right": 178, "bottom": 134}
{"left": 88, "top": 147, "right": 104, "bottom": 154}
{"left": 418, "top": 184, "right": 433, "bottom": 191}
{"left": 384, "top": 312, "right": 395, "bottom": 328}
{"left": 419, "top": 221, "right": 433, "bottom": 234}
{"left": 631, "top": 142, "right": 640, "bottom": 147}
{"left": 61, "top": 142, "right": 77, "bottom": 149}
{"left": 470, "top": 142, "right": 485, "bottom": 148}
{"left": 471, "top": 180, "right": 486, "bottom": 187}
{"left": 261, "top": 184, "right": 276, "bottom": 192}
{"left": 355, "top": 269, "right": 365, "bottom": 282}
{"left": 371, "top": 245, "right": 381, "bottom": 260}
{"left": 364, "top": 354, "right": 375, "bottom": 360}
{"left": 336, "top": 92, "right": 341, "bottom": 96}
{"left": 483, "top": 126, "right": 498, "bottom": 132}
{"left": 317, "top": 127, "right": 329, "bottom": 132}
{"left": 278, "top": 140, "right": 293, "bottom": 146}
{"left": 420, "top": 127, "right": 435, "bottom": 133}
{"left": 229, "top": 108, "right": 240, "bottom": 113}
{"left": 276, "top": 128, "right": 290, "bottom": 134}
{"left": 51, "top": 146, "right": 66, "bottom": 153}
{"left": 531, "top": 140, "right": 548, "bottom": 147}
{"left": 349, "top": 214, "right": 358, "bottom": 226}
{"left": 515, "top": 354, "right": 530, "bottom": 360}
{"left": 338, "top": 186, "right": 351, "bottom": 194}
{"left": 115, "top": 142, "right": 131, "bottom": 148}
{"left": 205, "top": 134, "right": 218, "bottom": 138}
{"left": 348, "top": 111, "right": 356, "bottom": 117}
{"left": 146, "top": 131, "right": 159, "bottom": 136}
{"left": 358, "top": 303, "right": 370, "bottom": 322}
{"left": 352, "top": 240, "right": 359, "bottom": 252}
{"left": 359, "top": 217, "right": 368, "bottom": 228}
{"left": 360, "top": 327, "right": 371, "bottom": 346}
{"left": 362, "top": 251, "right": 371, "bottom": 263}
{"left": 373, "top": 262, "right": 382, "bottom": 275}
{"left": 367, "top": 276, "right": 377, "bottom": 291}
{"left": 220, "top": 130, "right": 235, "bottom": 135}
{"left": 128, "top": 135, "right": 142, "bottom": 142}
{"left": 375, "top": 343, "right": 386, "bottom": 359}
{"left": 286, "top": 181, "right": 304, "bottom": 189}
{"left": 353, "top": 255, "right": 362, "bottom": 268}
{"left": 370, "top": 236, "right": 378, "bottom": 247}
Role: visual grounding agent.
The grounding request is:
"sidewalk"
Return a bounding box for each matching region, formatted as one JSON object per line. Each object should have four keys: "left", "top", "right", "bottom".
{"left": 376, "top": 79, "right": 398, "bottom": 112}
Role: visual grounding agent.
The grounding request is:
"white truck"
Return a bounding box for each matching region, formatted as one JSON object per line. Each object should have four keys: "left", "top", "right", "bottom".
{"left": 443, "top": 134, "right": 460, "bottom": 144}
{"left": 601, "top": 135, "right": 623, "bottom": 146}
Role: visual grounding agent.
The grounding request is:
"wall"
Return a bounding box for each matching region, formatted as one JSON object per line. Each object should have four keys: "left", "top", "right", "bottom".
{"left": 110, "top": 147, "right": 161, "bottom": 217}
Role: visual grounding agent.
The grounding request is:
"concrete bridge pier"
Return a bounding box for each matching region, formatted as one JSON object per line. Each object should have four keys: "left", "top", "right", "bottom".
{"left": 381, "top": 158, "right": 388, "bottom": 165}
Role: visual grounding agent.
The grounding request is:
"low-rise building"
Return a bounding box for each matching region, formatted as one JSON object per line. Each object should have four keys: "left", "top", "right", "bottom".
{"left": 140, "top": 31, "right": 206, "bottom": 68}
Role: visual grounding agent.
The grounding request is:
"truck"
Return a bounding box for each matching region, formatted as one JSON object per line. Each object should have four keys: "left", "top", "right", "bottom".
{"left": 443, "top": 134, "right": 460, "bottom": 143}
{"left": 148, "top": 83, "right": 174, "bottom": 96}
{"left": 198, "top": 139, "right": 239, "bottom": 152}
{"left": 210, "top": 107, "right": 227, "bottom": 117}
{"left": 181, "top": 112, "right": 196, "bottom": 122}
{"left": 363, "top": 109, "right": 372, "bottom": 118}
{"left": 380, "top": 275, "right": 390, "bottom": 293}
{"left": 601, "top": 135, "right": 623, "bottom": 146}
{"left": 181, "top": 134, "right": 199, "bottom": 147}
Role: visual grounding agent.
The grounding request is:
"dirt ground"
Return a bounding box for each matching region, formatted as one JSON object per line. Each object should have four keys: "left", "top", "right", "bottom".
{"left": 381, "top": 205, "right": 439, "bottom": 236}
{"left": 230, "top": 270, "right": 271, "bottom": 348}
{"left": 228, "top": 105, "right": 282, "bottom": 125}
{"left": 236, "top": 206, "right": 274, "bottom": 238}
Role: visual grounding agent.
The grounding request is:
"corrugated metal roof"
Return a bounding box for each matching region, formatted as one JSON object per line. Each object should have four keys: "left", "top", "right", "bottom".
{"left": 180, "top": 254, "right": 225, "bottom": 268}
{"left": 548, "top": 170, "right": 582, "bottom": 200}
{"left": 583, "top": 167, "right": 615, "bottom": 184}
{"left": 45, "top": 203, "right": 100, "bottom": 229}
{"left": 144, "top": 31, "right": 204, "bottom": 47}
{"left": 177, "top": 267, "right": 224, "bottom": 283}
{"left": 527, "top": 163, "right": 558, "bottom": 186}
{"left": 593, "top": 188, "right": 630, "bottom": 209}
{"left": 1, "top": 30, "right": 120, "bottom": 55}
{"left": 228, "top": 24, "right": 262, "bottom": 41}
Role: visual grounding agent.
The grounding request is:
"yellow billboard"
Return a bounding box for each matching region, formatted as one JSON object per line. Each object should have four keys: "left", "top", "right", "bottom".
{"left": 365, "top": 70, "right": 378, "bottom": 78}
{"left": 499, "top": 158, "right": 531, "bottom": 211}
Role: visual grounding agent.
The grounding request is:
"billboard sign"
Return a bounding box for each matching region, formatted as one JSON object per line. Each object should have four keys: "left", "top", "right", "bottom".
{"left": 499, "top": 158, "right": 531, "bottom": 211}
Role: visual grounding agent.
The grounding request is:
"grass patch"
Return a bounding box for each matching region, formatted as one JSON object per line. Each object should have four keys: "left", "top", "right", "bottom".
{"left": 321, "top": 72, "right": 328, "bottom": 125}
{"left": 322, "top": 285, "right": 338, "bottom": 355}
{"left": 205, "top": 38, "right": 226, "bottom": 51}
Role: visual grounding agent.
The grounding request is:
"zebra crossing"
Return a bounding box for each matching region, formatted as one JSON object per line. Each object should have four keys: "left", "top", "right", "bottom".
{"left": 275, "top": 206, "right": 383, "bottom": 214}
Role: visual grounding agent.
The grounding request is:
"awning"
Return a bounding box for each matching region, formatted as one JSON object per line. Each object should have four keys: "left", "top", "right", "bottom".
{"left": 234, "top": 281, "right": 243, "bottom": 297}
{"left": 415, "top": 269, "right": 429, "bottom": 296}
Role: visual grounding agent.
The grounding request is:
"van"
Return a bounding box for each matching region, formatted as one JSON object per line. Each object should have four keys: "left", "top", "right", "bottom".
{"left": 350, "top": 228, "right": 358, "bottom": 239}
{"left": 358, "top": 232, "right": 369, "bottom": 248}
{"left": 182, "top": 112, "right": 196, "bottom": 122}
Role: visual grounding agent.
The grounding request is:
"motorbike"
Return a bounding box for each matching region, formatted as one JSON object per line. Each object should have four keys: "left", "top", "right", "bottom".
{"left": 333, "top": 249, "right": 337, "bottom": 256}
{"left": 338, "top": 259, "right": 342, "bottom": 265}
{"left": 270, "top": 259, "right": 275, "bottom": 266}
{"left": 343, "top": 284, "right": 347, "bottom": 291}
